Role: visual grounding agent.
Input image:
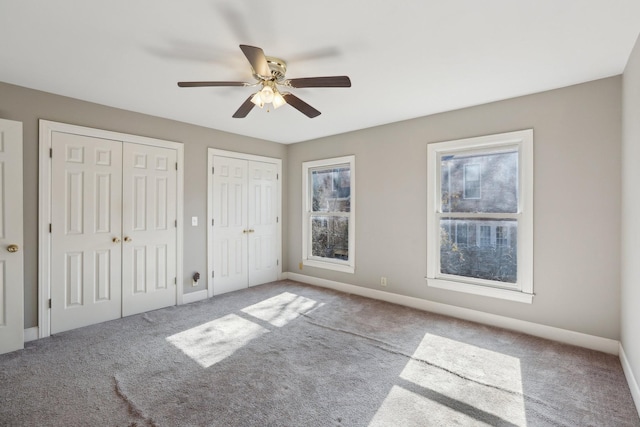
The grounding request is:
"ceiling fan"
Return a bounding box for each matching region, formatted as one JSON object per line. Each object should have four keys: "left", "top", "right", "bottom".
{"left": 177, "top": 44, "right": 351, "bottom": 118}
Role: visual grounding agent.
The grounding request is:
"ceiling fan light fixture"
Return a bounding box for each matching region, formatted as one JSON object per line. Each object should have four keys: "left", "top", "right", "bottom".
{"left": 250, "top": 92, "right": 264, "bottom": 108}
{"left": 259, "top": 85, "right": 275, "bottom": 104}
{"left": 272, "top": 91, "right": 286, "bottom": 109}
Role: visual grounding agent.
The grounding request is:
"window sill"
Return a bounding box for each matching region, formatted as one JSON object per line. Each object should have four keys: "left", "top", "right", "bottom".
{"left": 426, "top": 277, "right": 533, "bottom": 303}
{"left": 303, "top": 259, "right": 355, "bottom": 274}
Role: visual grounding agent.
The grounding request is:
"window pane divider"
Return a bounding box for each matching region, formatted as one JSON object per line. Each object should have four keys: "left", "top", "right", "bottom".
{"left": 436, "top": 212, "right": 520, "bottom": 219}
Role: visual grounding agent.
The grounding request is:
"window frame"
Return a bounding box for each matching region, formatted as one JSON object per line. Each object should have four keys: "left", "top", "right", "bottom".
{"left": 426, "top": 129, "right": 534, "bottom": 303}
{"left": 302, "top": 155, "right": 356, "bottom": 273}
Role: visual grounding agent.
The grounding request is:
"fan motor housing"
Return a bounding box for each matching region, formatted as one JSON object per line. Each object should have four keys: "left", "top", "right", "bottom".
{"left": 264, "top": 56, "right": 287, "bottom": 82}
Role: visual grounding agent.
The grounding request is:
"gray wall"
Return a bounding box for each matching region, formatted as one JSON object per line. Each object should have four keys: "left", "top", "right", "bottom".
{"left": 0, "top": 82, "right": 288, "bottom": 329}
{"left": 622, "top": 34, "right": 640, "bottom": 392}
{"left": 288, "top": 77, "right": 622, "bottom": 339}
{"left": 0, "top": 75, "right": 627, "bottom": 341}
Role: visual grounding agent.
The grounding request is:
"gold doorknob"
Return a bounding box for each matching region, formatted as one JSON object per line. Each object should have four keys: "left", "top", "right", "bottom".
{"left": 124, "top": 236, "right": 132, "bottom": 242}
{"left": 7, "top": 244, "right": 19, "bottom": 253}
{"left": 112, "top": 237, "right": 121, "bottom": 243}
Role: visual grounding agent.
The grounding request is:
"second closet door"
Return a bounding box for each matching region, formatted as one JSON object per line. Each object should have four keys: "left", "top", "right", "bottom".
{"left": 212, "top": 156, "right": 278, "bottom": 295}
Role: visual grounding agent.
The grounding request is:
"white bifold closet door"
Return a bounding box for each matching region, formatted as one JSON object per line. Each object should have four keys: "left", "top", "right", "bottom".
{"left": 51, "top": 132, "right": 177, "bottom": 334}
{"left": 212, "top": 156, "right": 278, "bottom": 295}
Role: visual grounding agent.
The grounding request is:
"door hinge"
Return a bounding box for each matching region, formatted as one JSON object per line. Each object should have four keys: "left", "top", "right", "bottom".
{"left": 48, "top": 299, "right": 52, "bottom": 309}
{"left": 174, "top": 277, "right": 177, "bottom": 285}
{"left": 212, "top": 219, "right": 214, "bottom": 226}
{"left": 212, "top": 271, "right": 215, "bottom": 278}
{"left": 175, "top": 220, "right": 177, "bottom": 227}
{"left": 277, "top": 259, "right": 279, "bottom": 266}
{"left": 175, "top": 162, "right": 178, "bottom": 171}
{"left": 276, "top": 216, "right": 279, "bottom": 223}
{"left": 49, "top": 148, "right": 53, "bottom": 158}
{"left": 49, "top": 223, "right": 52, "bottom": 233}
{"left": 212, "top": 167, "right": 214, "bottom": 174}
{"left": 277, "top": 173, "right": 279, "bottom": 180}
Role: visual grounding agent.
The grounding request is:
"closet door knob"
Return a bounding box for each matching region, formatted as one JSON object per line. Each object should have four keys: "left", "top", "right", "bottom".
{"left": 7, "top": 244, "right": 19, "bottom": 253}
{"left": 124, "top": 236, "right": 132, "bottom": 242}
{"left": 112, "top": 237, "right": 121, "bottom": 243}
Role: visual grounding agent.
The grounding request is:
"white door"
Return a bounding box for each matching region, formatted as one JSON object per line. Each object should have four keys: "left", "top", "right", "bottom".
{"left": 122, "top": 143, "right": 177, "bottom": 316}
{"left": 0, "top": 119, "right": 24, "bottom": 355}
{"left": 50, "top": 133, "right": 178, "bottom": 333}
{"left": 212, "top": 156, "right": 278, "bottom": 295}
{"left": 212, "top": 156, "right": 248, "bottom": 295}
{"left": 247, "top": 161, "right": 278, "bottom": 286}
{"left": 51, "top": 132, "right": 123, "bottom": 334}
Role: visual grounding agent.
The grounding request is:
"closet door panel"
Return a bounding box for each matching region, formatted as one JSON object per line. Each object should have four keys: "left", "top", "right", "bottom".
{"left": 122, "top": 143, "right": 177, "bottom": 316}
{"left": 247, "top": 160, "right": 278, "bottom": 286}
{"left": 50, "top": 132, "right": 122, "bottom": 333}
{"left": 212, "top": 156, "right": 248, "bottom": 295}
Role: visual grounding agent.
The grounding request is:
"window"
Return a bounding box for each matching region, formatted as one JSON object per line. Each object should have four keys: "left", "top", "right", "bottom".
{"left": 496, "top": 226, "right": 507, "bottom": 247}
{"left": 463, "top": 164, "right": 481, "bottom": 199}
{"left": 479, "top": 225, "right": 491, "bottom": 247}
{"left": 427, "top": 129, "right": 533, "bottom": 303}
{"left": 302, "top": 156, "right": 355, "bottom": 273}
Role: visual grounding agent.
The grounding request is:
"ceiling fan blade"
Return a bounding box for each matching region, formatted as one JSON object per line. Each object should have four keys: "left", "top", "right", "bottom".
{"left": 232, "top": 95, "right": 256, "bottom": 118}
{"left": 239, "top": 44, "right": 271, "bottom": 79}
{"left": 283, "top": 94, "right": 321, "bottom": 118}
{"left": 286, "top": 76, "right": 351, "bottom": 88}
{"left": 178, "top": 81, "right": 247, "bottom": 87}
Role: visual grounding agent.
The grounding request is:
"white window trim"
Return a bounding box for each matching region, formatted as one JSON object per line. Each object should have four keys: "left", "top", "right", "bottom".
{"left": 302, "top": 155, "right": 356, "bottom": 274}
{"left": 426, "top": 129, "right": 534, "bottom": 303}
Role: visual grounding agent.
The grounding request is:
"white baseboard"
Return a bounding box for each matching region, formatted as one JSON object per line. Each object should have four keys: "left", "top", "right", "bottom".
{"left": 182, "top": 289, "right": 209, "bottom": 305}
{"left": 286, "top": 272, "right": 620, "bottom": 355}
{"left": 620, "top": 343, "right": 640, "bottom": 416}
{"left": 24, "top": 327, "right": 39, "bottom": 343}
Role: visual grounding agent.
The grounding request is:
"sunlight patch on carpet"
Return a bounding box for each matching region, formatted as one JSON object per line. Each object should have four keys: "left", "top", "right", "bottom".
{"left": 369, "top": 385, "right": 485, "bottom": 427}
{"left": 241, "top": 292, "right": 322, "bottom": 327}
{"left": 166, "top": 314, "right": 269, "bottom": 368}
{"left": 371, "top": 333, "right": 527, "bottom": 426}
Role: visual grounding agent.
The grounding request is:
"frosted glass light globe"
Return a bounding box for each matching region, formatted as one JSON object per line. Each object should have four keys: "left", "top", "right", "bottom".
{"left": 260, "top": 85, "right": 275, "bottom": 104}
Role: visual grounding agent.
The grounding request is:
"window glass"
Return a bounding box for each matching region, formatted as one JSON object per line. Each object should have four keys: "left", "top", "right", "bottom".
{"left": 441, "top": 150, "right": 518, "bottom": 213}
{"left": 312, "top": 167, "right": 350, "bottom": 212}
{"left": 311, "top": 216, "right": 349, "bottom": 260}
{"left": 440, "top": 218, "right": 517, "bottom": 283}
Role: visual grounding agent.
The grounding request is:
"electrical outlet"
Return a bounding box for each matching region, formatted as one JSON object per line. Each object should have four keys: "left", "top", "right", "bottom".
{"left": 299, "top": 262, "right": 303, "bottom": 270}
{"left": 380, "top": 276, "right": 388, "bottom": 287}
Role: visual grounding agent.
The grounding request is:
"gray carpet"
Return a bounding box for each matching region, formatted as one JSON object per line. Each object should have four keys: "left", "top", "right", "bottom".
{"left": 1, "top": 280, "right": 638, "bottom": 426}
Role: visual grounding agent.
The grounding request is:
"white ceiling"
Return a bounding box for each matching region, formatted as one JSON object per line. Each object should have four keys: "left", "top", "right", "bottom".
{"left": 1, "top": 1, "right": 639, "bottom": 144}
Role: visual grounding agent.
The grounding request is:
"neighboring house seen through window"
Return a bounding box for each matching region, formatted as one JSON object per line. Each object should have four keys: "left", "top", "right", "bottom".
{"left": 427, "top": 130, "right": 533, "bottom": 303}
{"left": 302, "top": 156, "right": 355, "bottom": 273}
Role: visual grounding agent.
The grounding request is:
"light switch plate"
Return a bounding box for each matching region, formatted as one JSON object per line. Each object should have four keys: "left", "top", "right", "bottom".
{"left": 191, "top": 216, "right": 198, "bottom": 226}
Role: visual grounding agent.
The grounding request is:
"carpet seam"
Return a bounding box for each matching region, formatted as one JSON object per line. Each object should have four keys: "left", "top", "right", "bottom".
{"left": 113, "top": 374, "right": 159, "bottom": 427}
